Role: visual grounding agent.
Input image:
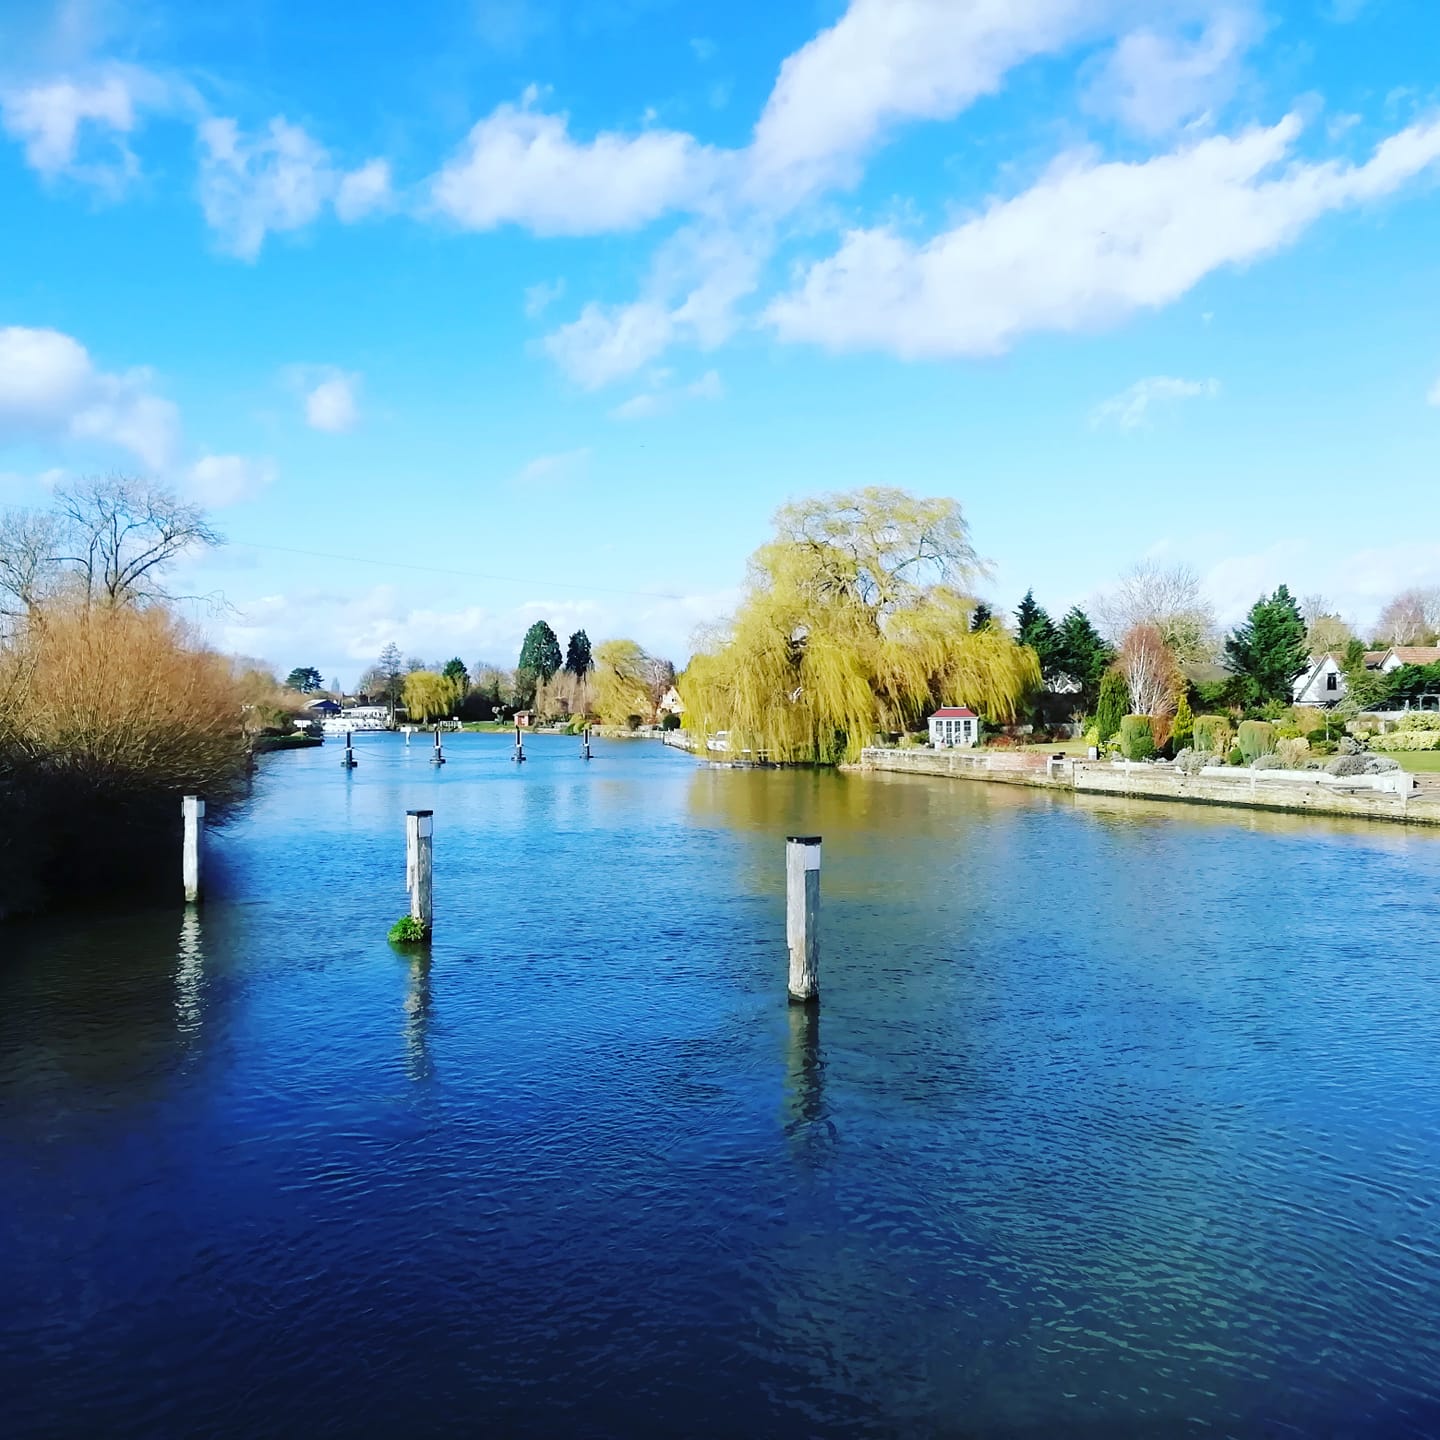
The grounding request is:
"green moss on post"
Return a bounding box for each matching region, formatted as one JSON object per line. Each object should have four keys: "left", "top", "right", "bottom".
{"left": 388, "top": 915, "right": 429, "bottom": 944}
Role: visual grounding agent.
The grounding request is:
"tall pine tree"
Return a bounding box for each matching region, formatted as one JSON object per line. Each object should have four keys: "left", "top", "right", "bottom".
{"left": 970, "top": 601, "right": 993, "bottom": 632}
{"left": 1225, "top": 585, "right": 1309, "bottom": 706}
{"left": 1053, "top": 607, "right": 1113, "bottom": 702}
{"left": 518, "top": 621, "right": 563, "bottom": 684}
{"left": 564, "top": 629, "right": 594, "bottom": 679}
{"left": 1015, "top": 590, "right": 1059, "bottom": 682}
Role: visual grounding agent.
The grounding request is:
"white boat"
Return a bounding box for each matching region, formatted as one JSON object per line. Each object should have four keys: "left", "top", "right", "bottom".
{"left": 322, "top": 707, "right": 392, "bottom": 735}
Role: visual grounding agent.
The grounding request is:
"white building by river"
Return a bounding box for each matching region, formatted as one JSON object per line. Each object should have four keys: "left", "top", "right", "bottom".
{"left": 929, "top": 707, "right": 979, "bottom": 748}
{"left": 321, "top": 706, "right": 391, "bottom": 735}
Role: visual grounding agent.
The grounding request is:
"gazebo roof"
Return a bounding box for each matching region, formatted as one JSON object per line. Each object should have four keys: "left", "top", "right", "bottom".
{"left": 931, "top": 707, "right": 977, "bottom": 718}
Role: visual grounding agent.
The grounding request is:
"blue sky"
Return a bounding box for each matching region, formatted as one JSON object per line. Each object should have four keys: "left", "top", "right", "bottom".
{"left": 2, "top": 0, "right": 1438, "bottom": 684}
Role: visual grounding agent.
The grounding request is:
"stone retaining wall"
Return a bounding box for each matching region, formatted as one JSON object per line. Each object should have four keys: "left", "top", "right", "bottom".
{"left": 858, "top": 748, "right": 1440, "bottom": 828}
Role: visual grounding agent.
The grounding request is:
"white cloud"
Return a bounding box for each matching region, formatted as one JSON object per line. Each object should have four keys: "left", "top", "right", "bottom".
{"left": 691, "top": 37, "right": 717, "bottom": 63}
{"left": 430, "top": 93, "right": 719, "bottom": 235}
{"left": 0, "top": 62, "right": 183, "bottom": 195}
{"left": 187, "top": 453, "right": 275, "bottom": 506}
{"left": 0, "top": 324, "right": 180, "bottom": 469}
{"left": 1085, "top": 8, "right": 1261, "bottom": 137}
{"left": 523, "top": 278, "right": 566, "bottom": 317}
{"left": 545, "top": 300, "right": 677, "bottom": 389}
{"left": 513, "top": 447, "right": 591, "bottom": 484}
{"left": 544, "top": 222, "right": 764, "bottom": 387}
{"left": 688, "top": 369, "right": 725, "bottom": 400}
{"left": 0, "top": 325, "right": 271, "bottom": 504}
{"left": 334, "top": 158, "right": 392, "bottom": 221}
{"left": 1427, "top": 375, "right": 1440, "bottom": 407}
{"left": 215, "top": 580, "right": 739, "bottom": 680}
{"left": 766, "top": 113, "right": 1440, "bottom": 359}
{"left": 610, "top": 392, "right": 665, "bottom": 421}
{"left": 304, "top": 373, "right": 361, "bottom": 433}
{"left": 1091, "top": 375, "right": 1220, "bottom": 430}
{"left": 197, "top": 115, "right": 390, "bottom": 260}
{"left": 747, "top": 0, "right": 1113, "bottom": 201}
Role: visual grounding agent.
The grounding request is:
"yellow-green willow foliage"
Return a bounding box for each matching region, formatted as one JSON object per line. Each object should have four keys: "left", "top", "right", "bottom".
{"left": 678, "top": 488, "right": 1039, "bottom": 763}
{"left": 402, "top": 670, "right": 462, "bottom": 721}
{"left": 592, "top": 639, "right": 652, "bottom": 725}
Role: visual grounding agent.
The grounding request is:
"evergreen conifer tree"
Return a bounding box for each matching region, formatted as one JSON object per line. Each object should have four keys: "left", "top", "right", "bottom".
{"left": 1096, "top": 670, "right": 1130, "bottom": 743}
{"left": 1014, "top": 590, "right": 1059, "bottom": 681}
{"left": 1053, "top": 607, "right": 1113, "bottom": 702}
{"left": 1225, "top": 585, "right": 1309, "bottom": 706}
{"left": 970, "top": 602, "right": 993, "bottom": 632}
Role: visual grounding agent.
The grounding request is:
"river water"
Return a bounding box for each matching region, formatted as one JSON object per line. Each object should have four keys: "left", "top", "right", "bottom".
{"left": 2, "top": 734, "right": 1439, "bottom": 1438}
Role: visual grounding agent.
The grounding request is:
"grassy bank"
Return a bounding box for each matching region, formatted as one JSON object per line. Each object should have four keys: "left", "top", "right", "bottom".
{"left": 253, "top": 733, "right": 323, "bottom": 753}
{"left": 1395, "top": 752, "right": 1440, "bottom": 773}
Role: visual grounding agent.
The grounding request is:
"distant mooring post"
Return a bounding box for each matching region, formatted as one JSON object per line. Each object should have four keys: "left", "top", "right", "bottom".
{"left": 342, "top": 731, "right": 358, "bottom": 769}
{"left": 785, "top": 835, "right": 821, "bottom": 1004}
{"left": 582, "top": 725, "right": 593, "bottom": 761}
{"left": 182, "top": 795, "right": 205, "bottom": 904}
{"left": 513, "top": 722, "right": 526, "bottom": 764}
{"left": 405, "top": 809, "right": 434, "bottom": 929}
{"left": 432, "top": 726, "right": 445, "bottom": 766}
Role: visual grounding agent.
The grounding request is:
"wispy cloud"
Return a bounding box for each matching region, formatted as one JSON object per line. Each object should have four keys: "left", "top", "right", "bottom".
{"left": 1091, "top": 376, "right": 1220, "bottom": 432}
{"left": 513, "top": 447, "right": 591, "bottom": 485}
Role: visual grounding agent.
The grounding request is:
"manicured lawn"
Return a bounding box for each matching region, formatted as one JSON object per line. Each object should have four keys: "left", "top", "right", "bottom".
{"left": 1393, "top": 751, "right": 1440, "bottom": 773}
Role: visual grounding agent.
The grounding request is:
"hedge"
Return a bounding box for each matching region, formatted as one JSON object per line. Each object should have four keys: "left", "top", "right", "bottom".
{"left": 1238, "top": 719, "right": 1276, "bottom": 763}
{"left": 1119, "top": 714, "right": 1156, "bottom": 761}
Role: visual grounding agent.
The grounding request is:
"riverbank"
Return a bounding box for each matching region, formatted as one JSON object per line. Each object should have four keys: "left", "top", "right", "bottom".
{"left": 858, "top": 747, "right": 1440, "bottom": 828}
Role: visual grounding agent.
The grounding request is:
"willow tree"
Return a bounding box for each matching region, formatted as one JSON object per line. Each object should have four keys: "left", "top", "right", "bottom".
{"left": 402, "top": 669, "right": 461, "bottom": 721}
{"left": 593, "top": 639, "right": 653, "bottom": 725}
{"left": 678, "top": 487, "right": 1039, "bottom": 763}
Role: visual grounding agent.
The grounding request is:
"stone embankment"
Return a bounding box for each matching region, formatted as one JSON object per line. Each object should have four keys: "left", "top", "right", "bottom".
{"left": 858, "top": 748, "right": 1440, "bottom": 828}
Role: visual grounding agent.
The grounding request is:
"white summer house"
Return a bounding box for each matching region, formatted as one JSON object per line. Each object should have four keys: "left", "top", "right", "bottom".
{"left": 929, "top": 707, "right": 979, "bottom": 748}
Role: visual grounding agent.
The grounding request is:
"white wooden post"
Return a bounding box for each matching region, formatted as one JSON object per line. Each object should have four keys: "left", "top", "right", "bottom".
{"left": 786, "top": 835, "right": 821, "bottom": 1004}
{"left": 343, "top": 731, "right": 357, "bottom": 768}
{"left": 513, "top": 722, "right": 526, "bottom": 764}
{"left": 182, "top": 795, "right": 205, "bottom": 904}
{"left": 583, "top": 725, "right": 592, "bottom": 761}
{"left": 432, "top": 726, "right": 445, "bottom": 766}
{"left": 406, "top": 809, "right": 434, "bottom": 929}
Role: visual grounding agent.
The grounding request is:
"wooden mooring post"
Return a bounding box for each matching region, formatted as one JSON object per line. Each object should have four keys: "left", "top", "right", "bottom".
{"left": 182, "top": 795, "right": 205, "bottom": 904}
{"left": 582, "top": 725, "right": 593, "bottom": 761}
{"left": 342, "top": 731, "right": 358, "bottom": 769}
{"left": 513, "top": 723, "right": 526, "bottom": 764}
{"left": 405, "top": 809, "right": 434, "bottom": 929}
{"left": 432, "top": 726, "right": 445, "bottom": 766}
{"left": 785, "top": 835, "right": 821, "bottom": 1004}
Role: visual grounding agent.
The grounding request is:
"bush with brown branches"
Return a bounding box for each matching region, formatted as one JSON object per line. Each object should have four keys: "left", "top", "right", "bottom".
{"left": 0, "top": 600, "right": 252, "bottom": 915}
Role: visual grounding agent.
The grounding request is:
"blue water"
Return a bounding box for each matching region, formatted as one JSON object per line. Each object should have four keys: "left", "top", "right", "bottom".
{"left": 3, "top": 733, "right": 1440, "bottom": 1437}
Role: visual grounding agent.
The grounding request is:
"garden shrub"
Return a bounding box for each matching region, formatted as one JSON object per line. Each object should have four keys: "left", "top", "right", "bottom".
{"left": 1237, "top": 719, "right": 1276, "bottom": 763}
{"left": 1275, "top": 737, "right": 1311, "bottom": 768}
{"left": 1193, "top": 715, "right": 1233, "bottom": 755}
{"left": 1397, "top": 711, "right": 1440, "bottom": 731}
{"left": 1119, "top": 714, "right": 1155, "bottom": 761}
{"left": 1171, "top": 692, "right": 1194, "bottom": 753}
{"left": 1096, "top": 672, "right": 1130, "bottom": 744}
{"left": 1370, "top": 729, "right": 1440, "bottom": 751}
{"left": 1326, "top": 755, "right": 1368, "bottom": 777}
{"left": 1227, "top": 747, "right": 1244, "bottom": 766}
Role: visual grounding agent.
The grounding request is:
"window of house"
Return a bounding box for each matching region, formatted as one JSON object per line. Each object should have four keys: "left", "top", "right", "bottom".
{"left": 1326, "top": 672, "right": 1338, "bottom": 691}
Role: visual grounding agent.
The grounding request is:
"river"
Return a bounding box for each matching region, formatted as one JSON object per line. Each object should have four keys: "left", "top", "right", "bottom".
{"left": 3, "top": 733, "right": 1439, "bottom": 1437}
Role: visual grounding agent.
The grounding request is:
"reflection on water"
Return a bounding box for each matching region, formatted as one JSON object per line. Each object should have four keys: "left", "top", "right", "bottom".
{"left": 402, "top": 952, "right": 434, "bottom": 1083}
{"left": 2, "top": 733, "right": 1440, "bottom": 1439}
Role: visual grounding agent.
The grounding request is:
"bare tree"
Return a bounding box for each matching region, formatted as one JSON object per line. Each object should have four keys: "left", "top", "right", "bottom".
{"left": 53, "top": 476, "right": 222, "bottom": 607}
{"left": 1375, "top": 586, "right": 1440, "bottom": 646}
{"left": 1117, "top": 624, "right": 1181, "bottom": 717}
{"left": 0, "top": 509, "right": 66, "bottom": 619}
{"left": 1094, "top": 561, "right": 1217, "bottom": 664}
{"left": 1300, "top": 594, "right": 1355, "bottom": 656}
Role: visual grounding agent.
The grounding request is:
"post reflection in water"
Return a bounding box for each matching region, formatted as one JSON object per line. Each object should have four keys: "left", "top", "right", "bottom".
{"left": 403, "top": 953, "right": 434, "bottom": 1083}
{"left": 174, "top": 908, "right": 205, "bottom": 1039}
{"left": 784, "top": 1001, "right": 831, "bottom": 1152}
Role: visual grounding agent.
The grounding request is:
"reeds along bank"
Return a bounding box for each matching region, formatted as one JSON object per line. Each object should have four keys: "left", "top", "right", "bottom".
{"left": 0, "top": 600, "right": 253, "bottom": 917}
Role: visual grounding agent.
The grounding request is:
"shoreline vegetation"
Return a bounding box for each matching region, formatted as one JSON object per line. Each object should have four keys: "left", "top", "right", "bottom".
{"left": 6, "top": 479, "right": 1439, "bottom": 922}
